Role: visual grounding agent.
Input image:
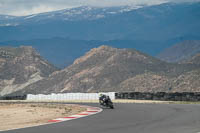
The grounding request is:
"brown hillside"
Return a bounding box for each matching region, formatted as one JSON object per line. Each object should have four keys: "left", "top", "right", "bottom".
{"left": 0, "top": 46, "right": 57, "bottom": 96}
{"left": 12, "top": 45, "right": 199, "bottom": 95}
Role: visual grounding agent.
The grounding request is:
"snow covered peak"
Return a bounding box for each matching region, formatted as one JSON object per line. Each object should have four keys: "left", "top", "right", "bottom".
{"left": 0, "top": 4, "right": 152, "bottom": 25}
{"left": 20, "top": 5, "right": 144, "bottom": 21}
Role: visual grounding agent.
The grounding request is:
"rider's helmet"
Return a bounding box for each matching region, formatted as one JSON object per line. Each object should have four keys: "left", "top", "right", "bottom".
{"left": 99, "top": 93, "right": 103, "bottom": 97}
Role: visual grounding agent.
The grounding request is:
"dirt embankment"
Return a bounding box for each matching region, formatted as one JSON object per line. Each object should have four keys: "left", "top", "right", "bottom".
{"left": 0, "top": 103, "right": 86, "bottom": 131}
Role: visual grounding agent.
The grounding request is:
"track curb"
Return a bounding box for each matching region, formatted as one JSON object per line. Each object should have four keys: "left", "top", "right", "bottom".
{"left": 48, "top": 105, "right": 102, "bottom": 123}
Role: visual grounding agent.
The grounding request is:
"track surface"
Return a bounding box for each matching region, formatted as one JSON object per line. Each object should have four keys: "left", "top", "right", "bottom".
{"left": 2, "top": 103, "right": 200, "bottom": 133}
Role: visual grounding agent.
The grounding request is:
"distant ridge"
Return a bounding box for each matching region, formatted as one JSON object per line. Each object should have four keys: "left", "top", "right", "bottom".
{"left": 0, "top": 2, "right": 199, "bottom": 42}
{"left": 158, "top": 40, "right": 200, "bottom": 63}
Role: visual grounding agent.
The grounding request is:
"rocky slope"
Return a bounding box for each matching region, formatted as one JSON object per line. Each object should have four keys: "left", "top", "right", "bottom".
{"left": 158, "top": 40, "right": 200, "bottom": 63}
{"left": 182, "top": 53, "right": 200, "bottom": 65}
{"left": 0, "top": 46, "right": 57, "bottom": 96}
{"left": 12, "top": 45, "right": 199, "bottom": 95}
{"left": 170, "top": 68, "right": 200, "bottom": 92}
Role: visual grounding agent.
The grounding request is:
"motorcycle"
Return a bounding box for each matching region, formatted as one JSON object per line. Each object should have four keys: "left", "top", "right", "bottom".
{"left": 99, "top": 96, "right": 114, "bottom": 109}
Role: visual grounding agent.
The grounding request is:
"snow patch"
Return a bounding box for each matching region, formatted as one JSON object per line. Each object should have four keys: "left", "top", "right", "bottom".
{"left": 119, "top": 6, "right": 142, "bottom": 13}
{"left": 108, "top": 12, "right": 117, "bottom": 14}
{"left": 0, "top": 23, "right": 18, "bottom": 26}
{"left": 95, "top": 14, "right": 105, "bottom": 19}
{"left": 24, "top": 15, "right": 37, "bottom": 19}
{"left": 47, "top": 14, "right": 55, "bottom": 18}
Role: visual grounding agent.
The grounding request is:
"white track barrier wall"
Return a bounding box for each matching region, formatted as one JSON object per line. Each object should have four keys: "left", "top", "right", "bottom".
{"left": 26, "top": 92, "right": 115, "bottom": 101}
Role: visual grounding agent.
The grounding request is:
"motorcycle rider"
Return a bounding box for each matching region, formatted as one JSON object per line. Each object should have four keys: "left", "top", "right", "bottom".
{"left": 99, "top": 94, "right": 111, "bottom": 106}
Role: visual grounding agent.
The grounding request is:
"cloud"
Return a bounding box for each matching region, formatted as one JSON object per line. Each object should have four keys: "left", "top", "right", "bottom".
{"left": 10, "top": 6, "right": 61, "bottom": 16}
{"left": 83, "top": 0, "right": 168, "bottom": 7}
{"left": 0, "top": 0, "right": 76, "bottom": 16}
{"left": 0, "top": 0, "right": 199, "bottom": 16}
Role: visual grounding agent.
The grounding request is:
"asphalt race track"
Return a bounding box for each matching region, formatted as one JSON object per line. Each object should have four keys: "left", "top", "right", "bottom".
{"left": 2, "top": 103, "right": 200, "bottom": 133}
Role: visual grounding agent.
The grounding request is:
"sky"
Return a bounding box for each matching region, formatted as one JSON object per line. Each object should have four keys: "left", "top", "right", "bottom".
{"left": 0, "top": 0, "right": 199, "bottom": 16}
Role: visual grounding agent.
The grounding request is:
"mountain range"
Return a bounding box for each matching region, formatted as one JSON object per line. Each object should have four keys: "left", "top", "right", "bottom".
{"left": 0, "top": 6, "right": 141, "bottom": 24}
{"left": 0, "top": 2, "right": 199, "bottom": 67}
{"left": 0, "top": 38, "right": 170, "bottom": 68}
{"left": 0, "top": 2, "right": 199, "bottom": 41}
{"left": 0, "top": 2, "right": 200, "bottom": 96}
{"left": 3, "top": 45, "right": 199, "bottom": 97}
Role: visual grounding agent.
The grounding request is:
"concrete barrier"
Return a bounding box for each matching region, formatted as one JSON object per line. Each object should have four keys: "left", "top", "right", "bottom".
{"left": 26, "top": 92, "right": 115, "bottom": 101}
